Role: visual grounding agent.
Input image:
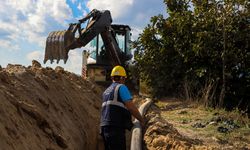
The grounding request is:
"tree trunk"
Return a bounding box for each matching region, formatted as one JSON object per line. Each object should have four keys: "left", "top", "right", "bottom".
{"left": 219, "top": 14, "right": 226, "bottom": 107}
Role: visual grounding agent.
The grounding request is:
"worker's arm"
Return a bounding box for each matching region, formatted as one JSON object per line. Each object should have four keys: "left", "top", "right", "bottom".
{"left": 119, "top": 84, "right": 145, "bottom": 127}
{"left": 124, "top": 101, "right": 145, "bottom": 127}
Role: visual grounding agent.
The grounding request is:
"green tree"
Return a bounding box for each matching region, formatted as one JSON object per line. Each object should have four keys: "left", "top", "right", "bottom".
{"left": 134, "top": 0, "right": 250, "bottom": 111}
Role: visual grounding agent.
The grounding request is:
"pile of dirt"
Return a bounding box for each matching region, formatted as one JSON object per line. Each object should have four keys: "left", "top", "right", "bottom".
{"left": 143, "top": 103, "right": 213, "bottom": 150}
{"left": 142, "top": 99, "right": 250, "bottom": 150}
{"left": 0, "top": 60, "right": 104, "bottom": 150}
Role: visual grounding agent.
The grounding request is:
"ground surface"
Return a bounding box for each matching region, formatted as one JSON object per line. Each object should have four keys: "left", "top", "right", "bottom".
{"left": 141, "top": 97, "right": 250, "bottom": 150}
{"left": 0, "top": 61, "right": 104, "bottom": 150}
{"left": 1, "top": 61, "right": 249, "bottom": 150}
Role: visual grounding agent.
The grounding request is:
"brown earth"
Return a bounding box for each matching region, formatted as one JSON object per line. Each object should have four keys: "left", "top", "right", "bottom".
{"left": 0, "top": 60, "right": 104, "bottom": 150}
{"left": 1, "top": 61, "right": 248, "bottom": 150}
{"left": 141, "top": 98, "right": 250, "bottom": 150}
{"left": 143, "top": 102, "right": 212, "bottom": 150}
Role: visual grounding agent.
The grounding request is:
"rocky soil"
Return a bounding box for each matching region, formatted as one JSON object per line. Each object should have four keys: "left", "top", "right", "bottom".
{"left": 0, "top": 60, "right": 104, "bottom": 150}
{"left": 143, "top": 103, "right": 211, "bottom": 150}
{"left": 142, "top": 98, "right": 250, "bottom": 150}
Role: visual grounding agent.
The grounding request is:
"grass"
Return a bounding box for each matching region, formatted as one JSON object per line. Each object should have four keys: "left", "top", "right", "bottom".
{"left": 154, "top": 99, "right": 250, "bottom": 148}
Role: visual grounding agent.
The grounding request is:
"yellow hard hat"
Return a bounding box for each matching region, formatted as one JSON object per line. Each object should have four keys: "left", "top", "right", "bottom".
{"left": 111, "top": 65, "right": 127, "bottom": 77}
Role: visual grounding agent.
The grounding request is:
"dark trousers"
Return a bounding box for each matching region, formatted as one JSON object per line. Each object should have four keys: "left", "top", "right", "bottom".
{"left": 101, "top": 126, "right": 126, "bottom": 150}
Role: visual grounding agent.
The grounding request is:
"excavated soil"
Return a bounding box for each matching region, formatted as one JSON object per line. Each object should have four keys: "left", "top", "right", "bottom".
{"left": 3, "top": 61, "right": 247, "bottom": 150}
{"left": 143, "top": 103, "right": 212, "bottom": 150}
{"left": 0, "top": 60, "right": 104, "bottom": 150}
{"left": 141, "top": 98, "right": 250, "bottom": 150}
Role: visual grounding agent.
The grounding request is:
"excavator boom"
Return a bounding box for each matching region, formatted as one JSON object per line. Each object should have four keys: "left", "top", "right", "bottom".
{"left": 44, "top": 9, "right": 125, "bottom": 65}
{"left": 44, "top": 9, "right": 133, "bottom": 83}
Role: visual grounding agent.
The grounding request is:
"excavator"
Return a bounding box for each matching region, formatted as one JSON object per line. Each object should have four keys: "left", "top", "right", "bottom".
{"left": 44, "top": 9, "right": 133, "bottom": 83}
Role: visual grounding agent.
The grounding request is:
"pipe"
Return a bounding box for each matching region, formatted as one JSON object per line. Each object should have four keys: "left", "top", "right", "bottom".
{"left": 82, "top": 50, "right": 88, "bottom": 79}
{"left": 130, "top": 98, "right": 152, "bottom": 150}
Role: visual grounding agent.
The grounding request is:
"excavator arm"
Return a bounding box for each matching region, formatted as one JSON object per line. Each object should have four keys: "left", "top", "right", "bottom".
{"left": 44, "top": 9, "right": 124, "bottom": 65}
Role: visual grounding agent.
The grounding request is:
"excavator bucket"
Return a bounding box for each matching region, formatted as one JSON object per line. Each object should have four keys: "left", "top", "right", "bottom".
{"left": 44, "top": 30, "right": 75, "bottom": 64}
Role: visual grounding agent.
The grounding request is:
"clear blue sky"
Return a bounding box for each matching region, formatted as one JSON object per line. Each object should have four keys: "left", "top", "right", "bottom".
{"left": 0, "top": 0, "right": 166, "bottom": 74}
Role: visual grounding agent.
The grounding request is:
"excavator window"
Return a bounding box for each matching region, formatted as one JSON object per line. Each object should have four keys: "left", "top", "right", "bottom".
{"left": 125, "top": 29, "right": 132, "bottom": 56}
{"left": 88, "top": 36, "right": 98, "bottom": 63}
{"left": 116, "top": 34, "right": 125, "bottom": 52}
{"left": 88, "top": 26, "right": 131, "bottom": 65}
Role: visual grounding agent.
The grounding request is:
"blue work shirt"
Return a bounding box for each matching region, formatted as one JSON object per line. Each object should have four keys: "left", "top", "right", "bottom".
{"left": 119, "top": 84, "right": 132, "bottom": 102}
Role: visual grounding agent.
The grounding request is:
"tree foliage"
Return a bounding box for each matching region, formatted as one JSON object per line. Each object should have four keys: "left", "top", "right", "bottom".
{"left": 134, "top": 0, "right": 250, "bottom": 111}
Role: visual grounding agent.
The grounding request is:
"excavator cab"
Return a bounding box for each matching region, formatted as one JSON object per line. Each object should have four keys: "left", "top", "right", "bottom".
{"left": 86, "top": 24, "right": 132, "bottom": 82}
{"left": 44, "top": 9, "right": 133, "bottom": 85}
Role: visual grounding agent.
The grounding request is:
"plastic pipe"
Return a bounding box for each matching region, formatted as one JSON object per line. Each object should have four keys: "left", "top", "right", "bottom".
{"left": 130, "top": 98, "right": 152, "bottom": 150}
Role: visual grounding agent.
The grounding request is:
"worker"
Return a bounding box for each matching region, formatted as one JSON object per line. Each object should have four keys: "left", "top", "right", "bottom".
{"left": 100, "top": 65, "right": 145, "bottom": 150}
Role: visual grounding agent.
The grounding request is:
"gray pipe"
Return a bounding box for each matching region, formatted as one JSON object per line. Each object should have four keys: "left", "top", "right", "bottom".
{"left": 130, "top": 98, "right": 152, "bottom": 150}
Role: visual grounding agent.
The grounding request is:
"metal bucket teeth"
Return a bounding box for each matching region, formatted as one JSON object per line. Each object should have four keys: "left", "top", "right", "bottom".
{"left": 44, "top": 32, "right": 54, "bottom": 64}
{"left": 44, "top": 30, "right": 75, "bottom": 64}
{"left": 51, "top": 31, "right": 59, "bottom": 63}
{"left": 58, "top": 31, "right": 65, "bottom": 63}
